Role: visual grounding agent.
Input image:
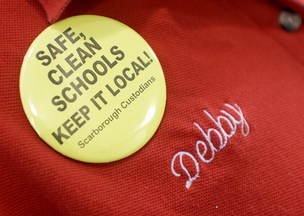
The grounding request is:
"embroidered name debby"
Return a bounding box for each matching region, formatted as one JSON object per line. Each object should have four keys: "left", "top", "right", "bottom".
{"left": 171, "top": 103, "right": 250, "bottom": 189}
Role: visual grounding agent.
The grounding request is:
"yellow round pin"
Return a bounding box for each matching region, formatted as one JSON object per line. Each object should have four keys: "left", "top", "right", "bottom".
{"left": 20, "top": 15, "right": 166, "bottom": 163}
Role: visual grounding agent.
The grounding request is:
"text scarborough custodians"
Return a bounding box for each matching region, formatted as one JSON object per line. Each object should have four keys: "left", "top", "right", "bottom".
{"left": 33, "top": 27, "right": 156, "bottom": 145}
{"left": 78, "top": 76, "right": 156, "bottom": 148}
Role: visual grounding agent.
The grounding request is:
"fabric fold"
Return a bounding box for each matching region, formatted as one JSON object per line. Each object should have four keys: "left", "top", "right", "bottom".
{"left": 39, "top": 0, "right": 73, "bottom": 23}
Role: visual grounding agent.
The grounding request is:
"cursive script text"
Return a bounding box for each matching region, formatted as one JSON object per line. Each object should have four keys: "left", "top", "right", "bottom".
{"left": 171, "top": 103, "right": 249, "bottom": 188}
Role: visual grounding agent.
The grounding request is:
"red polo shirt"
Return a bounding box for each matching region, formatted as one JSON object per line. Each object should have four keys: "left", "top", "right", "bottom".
{"left": 1, "top": 0, "right": 304, "bottom": 215}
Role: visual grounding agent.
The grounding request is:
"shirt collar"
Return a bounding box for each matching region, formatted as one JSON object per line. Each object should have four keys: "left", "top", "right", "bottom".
{"left": 39, "top": 0, "right": 304, "bottom": 24}
{"left": 39, "top": 0, "right": 72, "bottom": 23}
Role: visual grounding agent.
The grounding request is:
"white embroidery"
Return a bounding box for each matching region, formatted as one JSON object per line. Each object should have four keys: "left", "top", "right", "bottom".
{"left": 170, "top": 103, "right": 249, "bottom": 189}
{"left": 171, "top": 151, "right": 200, "bottom": 189}
{"left": 221, "top": 103, "right": 250, "bottom": 136}
{"left": 194, "top": 127, "right": 221, "bottom": 163}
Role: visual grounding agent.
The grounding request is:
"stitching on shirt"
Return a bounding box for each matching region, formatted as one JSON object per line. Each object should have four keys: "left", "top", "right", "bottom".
{"left": 170, "top": 103, "right": 249, "bottom": 189}
{"left": 171, "top": 151, "right": 200, "bottom": 189}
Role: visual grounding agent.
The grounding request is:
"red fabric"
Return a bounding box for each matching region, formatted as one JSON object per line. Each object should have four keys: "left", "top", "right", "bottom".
{"left": 39, "top": 0, "right": 72, "bottom": 23}
{"left": 1, "top": 0, "right": 304, "bottom": 215}
{"left": 278, "top": 0, "right": 304, "bottom": 15}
